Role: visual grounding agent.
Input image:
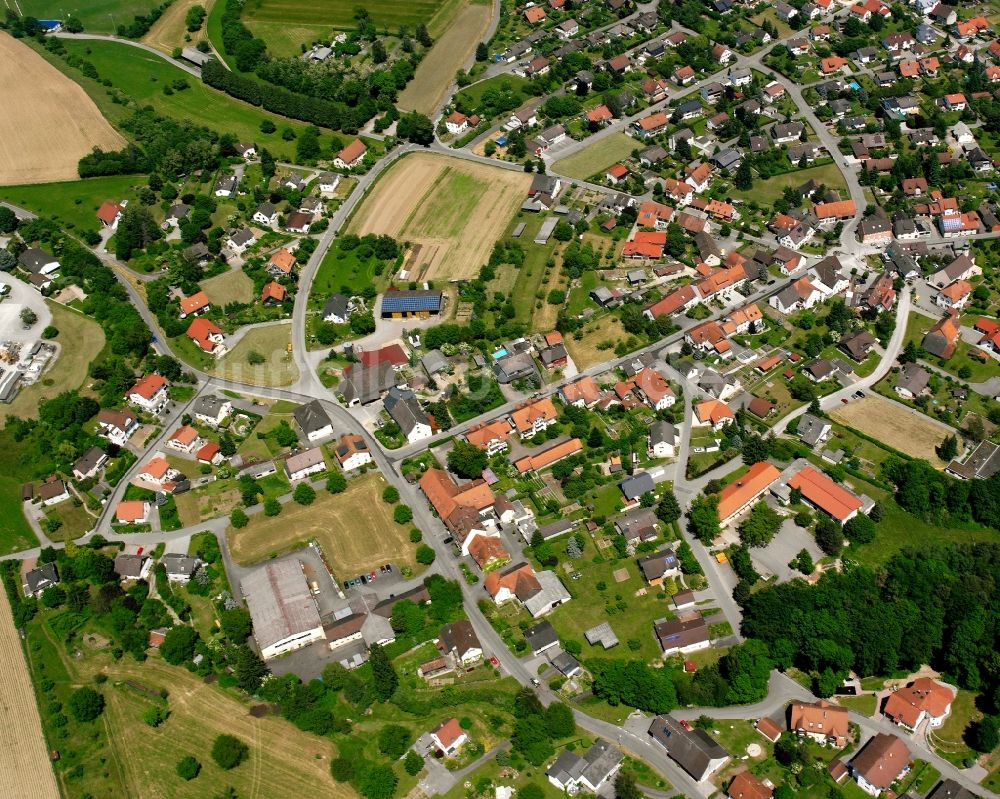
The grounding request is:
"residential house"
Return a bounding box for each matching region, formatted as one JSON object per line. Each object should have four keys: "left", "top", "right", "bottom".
{"left": 96, "top": 409, "right": 138, "bottom": 446}
{"left": 283, "top": 447, "right": 326, "bottom": 481}
{"left": 126, "top": 373, "right": 168, "bottom": 412}
{"left": 728, "top": 772, "right": 773, "bottom": 799}
{"left": 922, "top": 313, "right": 960, "bottom": 359}
{"left": 770, "top": 277, "right": 823, "bottom": 314}
{"left": 24, "top": 563, "right": 59, "bottom": 597}
{"left": 335, "top": 139, "right": 367, "bottom": 169}
{"left": 226, "top": 228, "right": 256, "bottom": 255}
{"left": 695, "top": 399, "right": 735, "bottom": 431}
{"left": 510, "top": 397, "right": 558, "bottom": 438}
{"left": 294, "top": 399, "right": 334, "bottom": 443}
{"left": 438, "top": 620, "right": 483, "bottom": 667}
{"left": 191, "top": 395, "right": 231, "bottom": 427}
{"left": 839, "top": 330, "right": 877, "bottom": 362}
{"left": 214, "top": 174, "right": 237, "bottom": 197}
{"left": 322, "top": 293, "right": 353, "bottom": 324}
{"left": 638, "top": 548, "right": 680, "bottom": 586}
{"left": 253, "top": 202, "right": 279, "bottom": 226}
{"left": 648, "top": 420, "right": 679, "bottom": 458}
{"left": 384, "top": 386, "right": 433, "bottom": 444}
{"left": 547, "top": 740, "right": 623, "bottom": 794}
{"left": 186, "top": 318, "right": 226, "bottom": 355}
{"left": 465, "top": 419, "right": 514, "bottom": 456}
{"left": 167, "top": 425, "right": 203, "bottom": 454}
{"left": 849, "top": 734, "right": 910, "bottom": 796}
{"left": 883, "top": 678, "right": 954, "bottom": 731}
{"left": 72, "top": 446, "right": 107, "bottom": 480}
{"left": 895, "top": 363, "right": 930, "bottom": 399}
{"left": 333, "top": 433, "right": 372, "bottom": 471}
{"left": 162, "top": 554, "right": 200, "bottom": 583}
{"left": 935, "top": 280, "right": 972, "bottom": 310}
{"left": 18, "top": 248, "right": 60, "bottom": 277}
{"left": 37, "top": 477, "right": 70, "bottom": 506}
{"left": 798, "top": 413, "right": 832, "bottom": 447}
{"left": 789, "top": 700, "right": 850, "bottom": 747}
{"left": 648, "top": 715, "right": 731, "bottom": 781}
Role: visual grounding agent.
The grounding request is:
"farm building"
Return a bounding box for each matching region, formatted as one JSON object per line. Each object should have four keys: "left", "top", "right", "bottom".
{"left": 380, "top": 290, "right": 443, "bottom": 319}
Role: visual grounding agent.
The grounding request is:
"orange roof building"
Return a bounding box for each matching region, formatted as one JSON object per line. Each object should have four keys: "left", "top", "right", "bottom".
{"left": 514, "top": 438, "right": 582, "bottom": 473}
{"left": 268, "top": 248, "right": 296, "bottom": 274}
{"left": 789, "top": 700, "right": 850, "bottom": 747}
{"left": 96, "top": 201, "right": 123, "bottom": 225}
{"left": 883, "top": 678, "right": 954, "bottom": 730}
{"left": 262, "top": 281, "right": 287, "bottom": 303}
{"left": 465, "top": 419, "right": 513, "bottom": 454}
{"left": 128, "top": 373, "right": 167, "bottom": 402}
{"left": 717, "top": 461, "right": 781, "bottom": 524}
{"left": 196, "top": 441, "right": 221, "bottom": 463}
{"left": 695, "top": 399, "right": 735, "bottom": 429}
{"left": 510, "top": 397, "right": 558, "bottom": 436}
{"left": 587, "top": 105, "right": 614, "bottom": 124}
{"left": 524, "top": 6, "right": 546, "bottom": 23}
{"left": 484, "top": 562, "right": 541, "bottom": 602}
{"left": 787, "top": 465, "right": 863, "bottom": 522}
{"left": 814, "top": 200, "right": 857, "bottom": 219}
{"left": 179, "top": 290, "right": 210, "bottom": 316}
{"left": 419, "top": 467, "right": 496, "bottom": 524}
{"left": 560, "top": 375, "right": 601, "bottom": 407}
{"left": 336, "top": 138, "right": 367, "bottom": 167}
{"left": 140, "top": 456, "right": 170, "bottom": 481}
{"left": 116, "top": 500, "right": 148, "bottom": 524}
{"left": 186, "top": 317, "right": 224, "bottom": 353}
{"left": 727, "top": 771, "right": 773, "bottom": 799}
{"left": 169, "top": 425, "right": 200, "bottom": 449}
{"left": 468, "top": 536, "right": 511, "bottom": 570}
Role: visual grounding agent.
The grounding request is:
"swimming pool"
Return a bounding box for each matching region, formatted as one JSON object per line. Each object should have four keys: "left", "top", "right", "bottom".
{"left": 848, "top": 81, "right": 861, "bottom": 90}
{"left": 492, "top": 348, "right": 509, "bottom": 359}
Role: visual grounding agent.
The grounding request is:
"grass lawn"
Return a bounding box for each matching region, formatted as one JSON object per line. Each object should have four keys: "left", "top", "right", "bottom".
{"left": 729, "top": 161, "right": 848, "bottom": 207}
{"left": 544, "top": 543, "right": 680, "bottom": 664}
{"left": 174, "top": 480, "right": 243, "bottom": 527}
{"left": 212, "top": 323, "right": 300, "bottom": 387}
{"left": 227, "top": 472, "right": 419, "bottom": 575}
{"left": 564, "top": 317, "right": 629, "bottom": 369}
{"left": 0, "top": 302, "right": 105, "bottom": 424}
{"left": 508, "top": 215, "right": 561, "bottom": 327}
{"left": 455, "top": 74, "right": 529, "bottom": 115}
{"left": 752, "top": 9, "right": 794, "bottom": 39}
{"left": 311, "top": 244, "right": 390, "bottom": 304}
{"left": 200, "top": 268, "right": 254, "bottom": 305}
{"left": 16, "top": 0, "right": 161, "bottom": 32}
{"left": 552, "top": 133, "right": 639, "bottom": 181}
{"left": 928, "top": 688, "right": 982, "bottom": 766}
{"left": 0, "top": 175, "right": 146, "bottom": 233}
{"left": 43, "top": 497, "right": 96, "bottom": 541}
{"left": 0, "top": 432, "right": 42, "bottom": 553}
{"left": 837, "top": 694, "right": 877, "bottom": 716}
{"left": 58, "top": 39, "right": 311, "bottom": 161}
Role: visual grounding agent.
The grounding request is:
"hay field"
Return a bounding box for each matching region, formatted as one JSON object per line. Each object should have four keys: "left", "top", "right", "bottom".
{"left": 830, "top": 395, "right": 949, "bottom": 466}
{"left": 552, "top": 133, "right": 638, "bottom": 181}
{"left": 349, "top": 153, "right": 528, "bottom": 282}
{"left": 0, "top": 33, "right": 124, "bottom": 185}
{"left": 228, "top": 472, "right": 418, "bottom": 574}
{"left": 0, "top": 588, "right": 59, "bottom": 799}
{"left": 243, "top": 0, "right": 447, "bottom": 29}
{"left": 97, "top": 659, "right": 347, "bottom": 799}
{"left": 397, "top": 0, "right": 492, "bottom": 115}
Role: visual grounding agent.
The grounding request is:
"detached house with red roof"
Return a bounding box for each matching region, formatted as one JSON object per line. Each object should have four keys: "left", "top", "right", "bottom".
{"left": 695, "top": 399, "right": 735, "bottom": 431}
{"left": 510, "top": 397, "right": 558, "bottom": 438}
{"left": 883, "top": 678, "right": 954, "bottom": 731}
{"left": 96, "top": 201, "right": 124, "bottom": 229}
{"left": 186, "top": 318, "right": 226, "bottom": 355}
{"left": 167, "top": 425, "right": 205, "bottom": 455}
{"left": 179, "top": 290, "right": 211, "bottom": 318}
{"left": 126, "top": 374, "right": 168, "bottom": 413}
{"left": 334, "top": 139, "right": 367, "bottom": 169}
{"left": 849, "top": 733, "right": 910, "bottom": 796}
{"left": 935, "top": 279, "right": 972, "bottom": 311}
{"left": 430, "top": 718, "right": 468, "bottom": 756}
{"left": 922, "top": 312, "right": 960, "bottom": 359}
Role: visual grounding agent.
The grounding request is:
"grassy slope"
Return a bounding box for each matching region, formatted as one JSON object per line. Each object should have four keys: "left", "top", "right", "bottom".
{"left": 57, "top": 39, "right": 310, "bottom": 160}
{"left": 243, "top": 0, "right": 447, "bottom": 29}
{"left": 552, "top": 133, "right": 638, "bottom": 181}
{"left": 0, "top": 175, "right": 146, "bottom": 232}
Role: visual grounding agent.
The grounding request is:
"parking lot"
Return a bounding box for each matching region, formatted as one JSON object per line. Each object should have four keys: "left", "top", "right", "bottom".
{"left": 0, "top": 274, "right": 51, "bottom": 342}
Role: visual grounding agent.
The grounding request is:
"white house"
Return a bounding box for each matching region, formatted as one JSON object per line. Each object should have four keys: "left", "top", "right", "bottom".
{"left": 333, "top": 434, "right": 373, "bottom": 472}
{"left": 430, "top": 719, "right": 468, "bottom": 756}
{"left": 96, "top": 409, "right": 139, "bottom": 446}
{"left": 126, "top": 374, "right": 169, "bottom": 413}
{"left": 252, "top": 202, "right": 279, "bottom": 227}
{"left": 191, "top": 395, "right": 232, "bottom": 428}
{"left": 769, "top": 277, "right": 823, "bottom": 314}
{"left": 547, "top": 740, "right": 623, "bottom": 794}
{"left": 284, "top": 448, "right": 326, "bottom": 481}
{"left": 648, "top": 421, "right": 679, "bottom": 458}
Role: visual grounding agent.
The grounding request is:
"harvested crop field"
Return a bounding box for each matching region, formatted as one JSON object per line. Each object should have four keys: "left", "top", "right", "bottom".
{"left": 0, "top": 32, "right": 124, "bottom": 185}
{"left": 830, "top": 395, "right": 950, "bottom": 466}
{"left": 397, "top": 0, "right": 492, "bottom": 115}
{"left": 552, "top": 132, "right": 638, "bottom": 181}
{"left": 228, "top": 472, "right": 418, "bottom": 575}
{"left": 349, "top": 153, "right": 528, "bottom": 282}
{"left": 0, "top": 588, "right": 59, "bottom": 798}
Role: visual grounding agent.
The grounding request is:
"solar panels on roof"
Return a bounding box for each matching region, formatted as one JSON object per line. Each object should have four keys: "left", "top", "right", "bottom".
{"left": 381, "top": 291, "right": 442, "bottom": 312}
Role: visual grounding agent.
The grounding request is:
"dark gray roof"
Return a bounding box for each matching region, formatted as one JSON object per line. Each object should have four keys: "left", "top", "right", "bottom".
{"left": 925, "top": 780, "right": 981, "bottom": 799}
{"left": 18, "top": 248, "right": 57, "bottom": 273}
{"left": 323, "top": 293, "right": 349, "bottom": 320}
{"left": 255, "top": 201, "right": 277, "bottom": 217}
{"left": 114, "top": 553, "right": 146, "bottom": 579}
{"left": 619, "top": 472, "right": 655, "bottom": 500}
{"left": 383, "top": 386, "right": 428, "bottom": 435}
{"left": 25, "top": 562, "right": 58, "bottom": 594}
{"left": 293, "top": 399, "right": 333, "bottom": 437}
{"left": 637, "top": 548, "right": 678, "bottom": 581}
{"left": 162, "top": 554, "right": 200, "bottom": 577}
{"left": 421, "top": 349, "right": 449, "bottom": 375}
{"left": 797, "top": 413, "right": 830, "bottom": 446}
{"left": 341, "top": 362, "right": 396, "bottom": 405}
{"left": 73, "top": 446, "right": 106, "bottom": 476}
{"left": 648, "top": 715, "right": 730, "bottom": 779}
{"left": 192, "top": 394, "right": 230, "bottom": 419}
{"left": 649, "top": 420, "right": 677, "bottom": 446}
{"left": 229, "top": 228, "right": 255, "bottom": 247}
{"left": 524, "top": 620, "right": 559, "bottom": 652}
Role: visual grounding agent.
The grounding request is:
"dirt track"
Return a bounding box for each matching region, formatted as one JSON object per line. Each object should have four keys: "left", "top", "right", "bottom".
{"left": 0, "top": 32, "right": 124, "bottom": 184}
{"left": 349, "top": 152, "right": 528, "bottom": 281}
{"left": 0, "top": 586, "right": 60, "bottom": 798}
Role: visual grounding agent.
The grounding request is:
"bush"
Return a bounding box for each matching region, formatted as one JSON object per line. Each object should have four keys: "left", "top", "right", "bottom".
{"left": 160, "top": 625, "right": 199, "bottom": 665}
{"left": 230, "top": 508, "right": 249, "bottom": 528}
{"left": 143, "top": 705, "right": 169, "bottom": 727}
{"left": 382, "top": 485, "right": 399, "bottom": 503}
{"left": 394, "top": 505, "right": 413, "bottom": 524}
{"left": 69, "top": 686, "right": 105, "bottom": 722}
{"left": 415, "top": 545, "right": 436, "bottom": 565}
{"left": 403, "top": 750, "right": 423, "bottom": 776}
{"left": 176, "top": 755, "right": 201, "bottom": 780}
{"left": 264, "top": 498, "right": 282, "bottom": 516}
{"left": 42, "top": 325, "right": 59, "bottom": 339}
{"left": 327, "top": 472, "right": 347, "bottom": 493}
{"left": 409, "top": 528, "right": 422, "bottom": 543}
{"left": 293, "top": 483, "right": 316, "bottom": 505}
{"left": 212, "top": 734, "right": 249, "bottom": 770}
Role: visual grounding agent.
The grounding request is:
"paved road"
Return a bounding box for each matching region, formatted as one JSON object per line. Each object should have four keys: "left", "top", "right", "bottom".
{"left": 51, "top": 31, "right": 203, "bottom": 78}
